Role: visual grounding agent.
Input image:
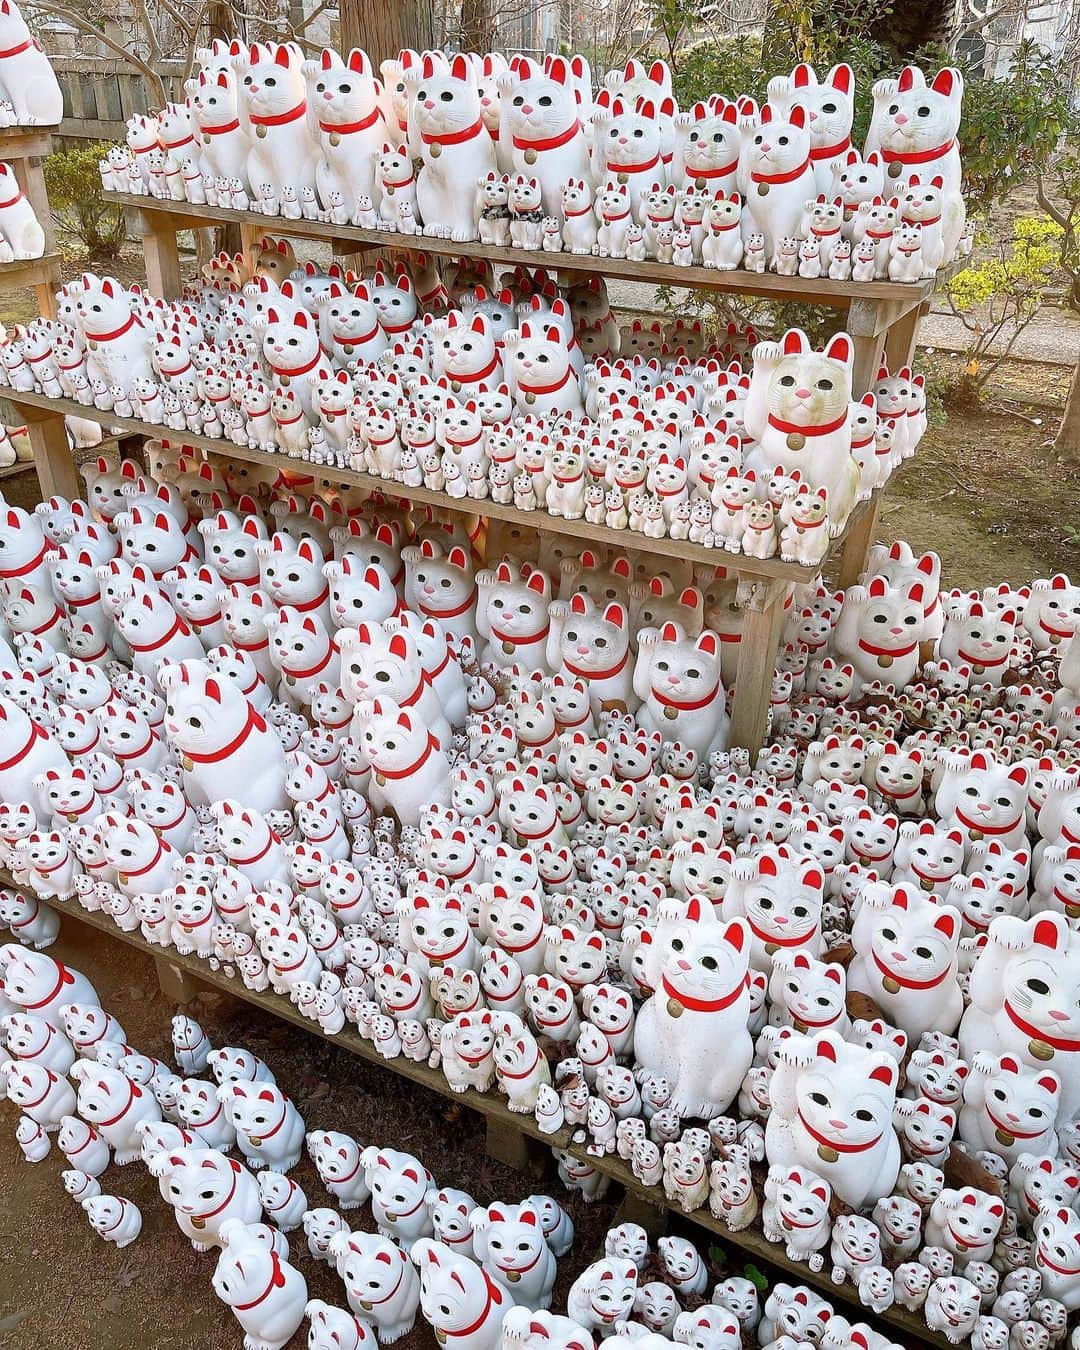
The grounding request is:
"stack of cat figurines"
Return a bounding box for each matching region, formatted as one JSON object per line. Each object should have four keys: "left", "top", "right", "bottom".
{"left": 0, "top": 249, "right": 930, "bottom": 562}
{"left": 98, "top": 42, "right": 973, "bottom": 281}
{"left": 0, "top": 0, "right": 64, "bottom": 260}
{"left": 0, "top": 443, "right": 1078, "bottom": 1344}
{"left": 0, "top": 448, "right": 1078, "bottom": 1346}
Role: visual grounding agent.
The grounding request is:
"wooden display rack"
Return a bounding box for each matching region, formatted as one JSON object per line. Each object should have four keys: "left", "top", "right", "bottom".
{"left": 9, "top": 193, "right": 951, "bottom": 751}
{"left": 0, "top": 123, "right": 74, "bottom": 499}
{"left": 29, "top": 885, "right": 955, "bottom": 1350}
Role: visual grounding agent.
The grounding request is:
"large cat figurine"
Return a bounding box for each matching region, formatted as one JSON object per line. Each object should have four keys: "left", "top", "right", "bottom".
{"left": 304, "top": 48, "right": 385, "bottom": 218}
{"left": 766, "top": 63, "right": 855, "bottom": 193}
{"left": 672, "top": 100, "right": 740, "bottom": 193}
{"left": 633, "top": 899, "right": 753, "bottom": 1118}
{"left": 0, "top": 0, "right": 63, "bottom": 126}
{"left": 848, "top": 882, "right": 963, "bottom": 1042}
{"left": 233, "top": 42, "right": 317, "bottom": 201}
{"left": 406, "top": 53, "right": 496, "bottom": 241}
{"left": 499, "top": 55, "right": 592, "bottom": 214}
{"left": 741, "top": 103, "right": 816, "bottom": 260}
{"left": 633, "top": 623, "right": 728, "bottom": 759}
{"left": 960, "top": 913, "right": 1080, "bottom": 1119}
{"left": 743, "top": 328, "right": 860, "bottom": 530}
{"left": 833, "top": 576, "right": 927, "bottom": 693}
{"left": 188, "top": 69, "right": 248, "bottom": 193}
{"left": 74, "top": 275, "right": 153, "bottom": 399}
{"left": 765, "top": 1029, "right": 902, "bottom": 1209}
{"left": 547, "top": 593, "right": 637, "bottom": 714}
{"left": 865, "top": 66, "right": 965, "bottom": 260}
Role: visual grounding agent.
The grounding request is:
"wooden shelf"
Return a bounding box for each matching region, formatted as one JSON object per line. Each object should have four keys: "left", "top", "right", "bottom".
{"left": 105, "top": 189, "right": 955, "bottom": 312}
{"left": 4, "top": 387, "right": 866, "bottom": 585}
{"left": 0, "top": 252, "right": 60, "bottom": 291}
{"left": 0, "top": 125, "right": 58, "bottom": 160}
{"left": 32, "top": 887, "right": 952, "bottom": 1350}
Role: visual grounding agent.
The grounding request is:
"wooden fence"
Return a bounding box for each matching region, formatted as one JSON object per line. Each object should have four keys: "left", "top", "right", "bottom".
{"left": 51, "top": 58, "right": 190, "bottom": 145}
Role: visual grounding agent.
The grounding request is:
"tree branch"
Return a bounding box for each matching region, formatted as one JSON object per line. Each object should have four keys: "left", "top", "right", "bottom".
{"left": 27, "top": 0, "right": 168, "bottom": 100}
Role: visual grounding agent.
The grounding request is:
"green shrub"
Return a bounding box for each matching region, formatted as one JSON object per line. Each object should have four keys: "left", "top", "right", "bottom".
{"left": 44, "top": 142, "right": 127, "bottom": 262}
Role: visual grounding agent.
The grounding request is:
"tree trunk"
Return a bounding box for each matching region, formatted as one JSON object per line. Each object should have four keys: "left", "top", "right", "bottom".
{"left": 1057, "top": 360, "right": 1080, "bottom": 460}
{"left": 339, "top": 0, "right": 434, "bottom": 66}
{"left": 459, "top": 0, "right": 493, "bottom": 52}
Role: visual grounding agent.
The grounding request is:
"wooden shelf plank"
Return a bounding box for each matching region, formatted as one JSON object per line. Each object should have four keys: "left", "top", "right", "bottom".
{"left": 0, "top": 252, "right": 61, "bottom": 291}
{"left": 6, "top": 388, "right": 866, "bottom": 584}
{"left": 30, "top": 887, "right": 953, "bottom": 1350}
{"left": 104, "top": 190, "right": 952, "bottom": 311}
{"left": 0, "top": 126, "right": 57, "bottom": 160}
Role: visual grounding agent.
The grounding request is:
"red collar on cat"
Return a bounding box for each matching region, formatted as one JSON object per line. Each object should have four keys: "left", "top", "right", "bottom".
{"left": 422, "top": 117, "right": 485, "bottom": 147}
{"left": 562, "top": 647, "right": 628, "bottom": 682}
{"left": 319, "top": 106, "right": 382, "bottom": 136}
{"left": 953, "top": 807, "right": 1022, "bottom": 836}
{"left": 746, "top": 916, "right": 817, "bottom": 947}
{"left": 182, "top": 702, "right": 267, "bottom": 764}
{"left": 857, "top": 636, "right": 918, "bottom": 659}
{"left": 688, "top": 156, "right": 740, "bottom": 180}
{"left": 375, "top": 731, "right": 439, "bottom": 780}
{"left": 767, "top": 411, "right": 847, "bottom": 437}
{"left": 0, "top": 37, "right": 36, "bottom": 57}
{"left": 234, "top": 1250, "right": 288, "bottom": 1312}
{"left": 249, "top": 100, "right": 307, "bottom": 129}
{"left": 881, "top": 139, "right": 955, "bottom": 167}
{"left": 652, "top": 682, "right": 720, "bottom": 712}
{"left": 490, "top": 620, "right": 549, "bottom": 647}
{"left": 417, "top": 586, "right": 477, "bottom": 620}
{"left": 661, "top": 972, "right": 744, "bottom": 1014}
{"left": 810, "top": 135, "right": 851, "bottom": 162}
{"left": 983, "top": 1102, "right": 1047, "bottom": 1140}
{"left": 1004, "top": 1002, "right": 1080, "bottom": 1051}
{"left": 84, "top": 312, "right": 142, "bottom": 344}
{"left": 513, "top": 119, "right": 581, "bottom": 152}
{"left": 797, "top": 1110, "right": 884, "bottom": 1153}
{"left": 751, "top": 157, "right": 810, "bottom": 186}
{"left": 202, "top": 118, "right": 240, "bottom": 136}
{"left": 872, "top": 949, "right": 950, "bottom": 990}
{"left": 516, "top": 365, "right": 575, "bottom": 398}
{"left": 609, "top": 151, "right": 660, "bottom": 175}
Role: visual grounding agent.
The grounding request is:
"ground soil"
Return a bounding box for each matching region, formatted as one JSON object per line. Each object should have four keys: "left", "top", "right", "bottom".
{"left": 0, "top": 921, "right": 621, "bottom": 1349}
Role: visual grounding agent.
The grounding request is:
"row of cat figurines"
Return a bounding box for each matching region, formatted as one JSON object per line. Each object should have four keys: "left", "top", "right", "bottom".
{"left": 107, "top": 43, "right": 967, "bottom": 266}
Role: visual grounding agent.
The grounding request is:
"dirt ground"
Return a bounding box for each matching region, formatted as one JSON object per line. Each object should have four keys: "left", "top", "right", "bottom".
{"left": 0, "top": 921, "right": 621, "bottom": 1348}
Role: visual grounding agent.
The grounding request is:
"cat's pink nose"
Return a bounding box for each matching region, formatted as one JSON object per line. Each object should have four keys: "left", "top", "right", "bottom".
{"left": 809, "top": 110, "right": 818, "bottom": 121}
{"left": 425, "top": 100, "right": 435, "bottom": 109}
{"left": 894, "top": 112, "right": 909, "bottom": 125}
{"left": 890, "top": 626, "right": 904, "bottom": 635}
{"left": 1050, "top": 1010, "right": 1070, "bottom": 1021}
{"left": 619, "top": 136, "right": 628, "bottom": 144}
{"left": 829, "top": 1119, "right": 847, "bottom": 1131}
{"left": 521, "top": 104, "right": 534, "bottom": 115}
{"left": 323, "top": 92, "right": 333, "bottom": 100}
{"left": 760, "top": 141, "right": 771, "bottom": 152}
{"left": 795, "top": 387, "right": 811, "bottom": 399}
{"left": 676, "top": 959, "right": 692, "bottom": 972}
{"left": 576, "top": 645, "right": 589, "bottom": 655}
{"left": 892, "top": 951, "right": 907, "bottom": 962}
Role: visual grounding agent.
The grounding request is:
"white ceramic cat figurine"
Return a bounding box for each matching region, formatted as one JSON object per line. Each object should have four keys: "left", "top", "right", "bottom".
{"left": 407, "top": 53, "right": 496, "bottom": 241}
{"left": 743, "top": 328, "right": 860, "bottom": 531}
{"left": 765, "top": 1029, "right": 902, "bottom": 1209}
{"left": 234, "top": 42, "right": 317, "bottom": 200}
{"left": 0, "top": 0, "right": 63, "bottom": 125}
{"left": 742, "top": 103, "right": 816, "bottom": 260}
{"left": 0, "top": 162, "right": 44, "bottom": 257}
{"left": 305, "top": 47, "right": 385, "bottom": 216}
{"left": 634, "top": 623, "right": 728, "bottom": 758}
{"left": 500, "top": 55, "right": 592, "bottom": 214}
{"left": 865, "top": 66, "right": 965, "bottom": 260}
{"left": 633, "top": 899, "right": 753, "bottom": 1118}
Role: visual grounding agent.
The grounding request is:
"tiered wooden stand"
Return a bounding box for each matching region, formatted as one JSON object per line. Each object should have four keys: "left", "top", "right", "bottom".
{"left": 9, "top": 192, "right": 952, "bottom": 752}
{"left": 29, "top": 884, "right": 956, "bottom": 1350}
{"left": 0, "top": 123, "right": 77, "bottom": 498}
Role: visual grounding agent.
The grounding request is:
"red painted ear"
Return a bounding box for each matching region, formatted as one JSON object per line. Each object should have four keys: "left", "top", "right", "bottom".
{"left": 870, "top": 1061, "right": 896, "bottom": 1087}
{"left": 205, "top": 679, "right": 222, "bottom": 703}
{"left": 1033, "top": 917, "right": 1062, "bottom": 951}
{"left": 723, "top": 919, "right": 746, "bottom": 954}
{"left": 816, "top": 1038, "right": 837, "bottom": 1063}
{"left": 933, "top": 911, "right": 957, "bottom": 941}
{"left": 931, "top": 68, "right": 957, "bottom": 96}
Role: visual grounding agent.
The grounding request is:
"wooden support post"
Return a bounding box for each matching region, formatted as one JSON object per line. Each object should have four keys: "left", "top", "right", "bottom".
{"left": 847, "top": 298, "right": 886, "bottom": 398}
{"left": 21, "top": 402, "right": 79, "bottom": 500}
{"left": 884, "top": 300, "right": 926, "bottom": 368}
{"left": 129, "top": 208, "right": 182, "bottom": 298}
{"left": 728, "top": 578, "right": 789, "bottom": 751}
{"left": 485, "top": 1118, "right": 531, "bottom": 1170}
{"left": 837, "top": 498, "right": 881, "bottom": 589}
{"left": 239, "top": 221, "right": 263, "bottom": 262}
{"left": 154, "top": 955, "right": 201, "bottom": 1005}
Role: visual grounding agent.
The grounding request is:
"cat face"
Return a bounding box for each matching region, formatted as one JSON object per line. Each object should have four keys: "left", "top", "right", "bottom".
{"left": 877, "top": 67, "right": 963, "bottom": 156}
{"left": 307, "top": 47, "right": 378, "bottom": 124}
{"left": 557, "top": 595, "right": 629, "bottom": 676}
{"left": 980, "top": 1054, "right": 1060, "bottom": 1144}
{"left": 683, "top": 104, "right": 740, "bottom": 174}
{"left": 766, "top": 331, "right": 851, "bottom": 428}
{"left": 772, "top": 952, "right": 846, "bottom": 1030}
{"left": 599, "top": 96, "right": 662, "bottom": 170}
{"left": 795, "top": 1034, "right": 898, "bottom": 1153}
{"left": 409, "top": 62, "right": 483, "bottom": 140}
{"left": 237, "top": 42, "right": 307, "bottom": 119}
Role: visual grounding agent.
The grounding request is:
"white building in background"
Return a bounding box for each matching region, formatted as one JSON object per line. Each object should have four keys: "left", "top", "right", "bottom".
{"left": 954, "top": 0, "right": 1080, "bottom": 77}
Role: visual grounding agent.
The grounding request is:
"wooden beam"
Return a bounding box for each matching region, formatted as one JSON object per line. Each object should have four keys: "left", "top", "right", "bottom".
{"left": 21, "top": 403, "right": 79, "bottom": 501}
{"left": 154, "top": 955, "right": 202, "bottom": 1005}
{"left": 728, "top": 578, "right": 790, "bottom": 752}
{"left": 837, "top": 498, "right": 881, "bottom": 590}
